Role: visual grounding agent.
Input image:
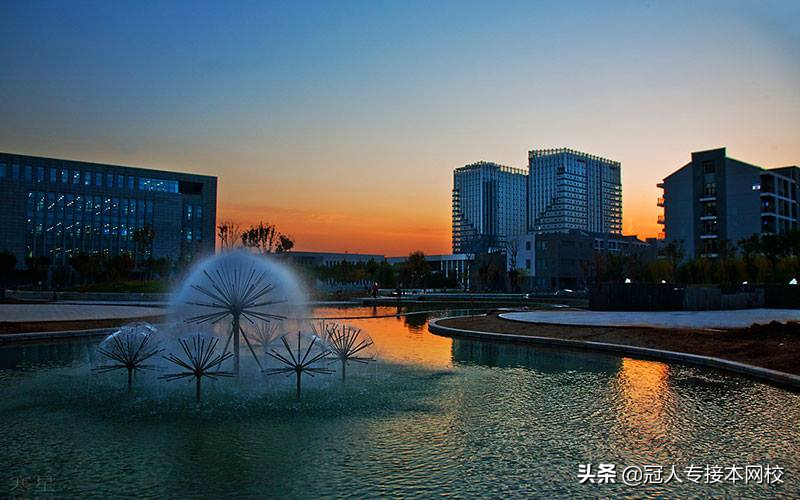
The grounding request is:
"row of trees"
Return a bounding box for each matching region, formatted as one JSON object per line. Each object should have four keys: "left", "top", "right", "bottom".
{"left": 311, "top": 259, "right": 397, "bottom": 287}
{"left": 591, "top": 252, "right": 799, "bottom": 285}
{"left": 592, "top": 231, "right": 800, "bottom": 285}
{"left": 0, "top": 223, "right": 184, "bottom": 289}
{"left": 217, "top": 221, "right": 295, "bottom": 254}
{"left": 293, "top": 251, "right": 461, "bottom": 290}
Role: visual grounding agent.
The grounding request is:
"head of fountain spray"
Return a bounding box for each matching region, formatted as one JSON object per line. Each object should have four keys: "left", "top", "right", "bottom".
{"left": 264, "top": 330, "right": 333, "bottom": 399}
{"left": 93, "top": 322, "right": 163, "bottom": 393}
{"left": 170, "top": 250, "right": 307, "bottom": 375}
{"left": 313, "top": 321, "right": 376, "bottom": 382}
{"left": 250, "top": 319, "right": 282, "bottom": 354}
{"left": 161, "top": 333, "right": 234, "bottom": 402}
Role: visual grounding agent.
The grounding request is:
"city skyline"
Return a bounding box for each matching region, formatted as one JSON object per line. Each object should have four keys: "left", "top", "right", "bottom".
{"left": 1, "top": 1, "right": 798, "bottom": 255}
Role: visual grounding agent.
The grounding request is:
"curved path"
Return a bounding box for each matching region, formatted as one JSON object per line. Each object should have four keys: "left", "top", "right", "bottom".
{"left": 500, "top": 308, "right": 800, "bottom": 329}
{"left": 428, "top": 316, "right": 800, "bottom": 391}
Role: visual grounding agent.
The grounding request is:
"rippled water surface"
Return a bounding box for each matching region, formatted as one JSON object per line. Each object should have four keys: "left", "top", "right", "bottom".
{"left": 1, "top": 306, "right": 798, "bottom": 498}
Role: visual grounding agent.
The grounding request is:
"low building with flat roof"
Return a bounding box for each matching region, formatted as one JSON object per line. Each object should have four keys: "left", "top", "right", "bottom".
{"left": 286, "top": 251, "right": 386, "bottom": 267}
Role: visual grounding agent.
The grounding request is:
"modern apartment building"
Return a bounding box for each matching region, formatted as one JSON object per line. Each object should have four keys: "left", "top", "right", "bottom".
{"left": 0, "top": 152, "right": 217, "bottom": 268}
{"left": 528, "top": 148, "right": 622, "bottom": 234}
{"left": 452, "top": 161, "right": 527, "bottom": 253}
{"left": 658, "top": 147, "right": 799, "bottom": 258}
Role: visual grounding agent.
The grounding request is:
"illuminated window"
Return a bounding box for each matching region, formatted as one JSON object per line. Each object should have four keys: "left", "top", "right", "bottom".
{"left": 139, "top": 178, "right": 179, "bottom": 193}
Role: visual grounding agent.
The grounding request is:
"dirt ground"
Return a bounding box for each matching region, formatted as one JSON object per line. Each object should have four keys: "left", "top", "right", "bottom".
{"left": 0, "top": 315, "right": 165, "bottom": 335}
{"left": 437, "top": 313, "right": 800, "bottom": 376}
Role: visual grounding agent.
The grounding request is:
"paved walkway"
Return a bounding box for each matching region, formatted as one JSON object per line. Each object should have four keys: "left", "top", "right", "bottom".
{"left": 499, "top": 308, "right": 800, "bottom": 329}
{"left": 0, "top": 303, "right": 165, "bottom": 323}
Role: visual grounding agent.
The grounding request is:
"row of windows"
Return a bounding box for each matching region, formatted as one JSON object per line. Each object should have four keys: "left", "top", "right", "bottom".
{"left": 182, "top": 203, "right": 205, "bottom": 242}
{"left": 25, "top": 191, "right": 156, "bottom": 264}
{"left": 0, "top": 162, "right": 179, "bottom": 193}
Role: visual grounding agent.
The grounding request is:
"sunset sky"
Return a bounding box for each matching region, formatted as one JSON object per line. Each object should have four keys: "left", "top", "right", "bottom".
{"left": 1, "top": 1, "right": 798, "bottom": 256}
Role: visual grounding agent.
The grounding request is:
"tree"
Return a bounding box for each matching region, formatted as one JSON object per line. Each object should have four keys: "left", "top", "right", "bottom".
{"left": 107, "top": 253, "right": 134, "bottom": 281}
{"left": 145, "top": 256, "right": 172, "bottom": 280}
{"left": 217, "top": 221, "right": 242, "bottom": 250}
{"left": 70, "top": 253, "right": 93, "bottom": 285}
{"left": 241, "top": 222, "right": 295, "bottom": 254}
{"left": 133, "top": 224, "right": 156, "bottom": 267}
{"left": 401, "top": 251, "right": 430, "bottom": 288}
{"left": 0, "top": 250, "right": 16, "bottom": 284}
{"left": 25, "top": 256, "right": 51, "bottom": 287}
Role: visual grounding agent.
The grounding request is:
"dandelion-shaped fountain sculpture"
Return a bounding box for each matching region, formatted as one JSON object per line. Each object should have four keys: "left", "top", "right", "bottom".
{"left": 161, "top": 334, "right": 234, "bottom": 402}
{"left": 250, "top": 319, "right": 282, "bottom": 354}
{"left": 315, "top": 322, "right": 375, "bottom": 382}
{"left": 93, "top": 323, "right": 163, "bottom": 393}
{"left": 265, "top": 332, "right": 333, "bottom": 398}
{"left": 184, "top": 264, "right": 286, "bottom": 374}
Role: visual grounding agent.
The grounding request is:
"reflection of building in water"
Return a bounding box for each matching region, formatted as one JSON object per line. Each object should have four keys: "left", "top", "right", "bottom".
{"left": 403, "top": 312, "right": 430, "bottom": 331}
{"left": 451, "top": 339, "right": 620, "bottom": 374}
{"left": 315, "top": 308, "right": 453, "bottom": 367}
{"left": 613, "top": 358, "right": 675, "bottom": 453}
{"left": 0, "top": 338, "right": 96, "bottom": 370}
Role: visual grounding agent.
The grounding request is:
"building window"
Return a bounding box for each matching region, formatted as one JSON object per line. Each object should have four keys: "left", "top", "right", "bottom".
{"left": 84, "top": 172, "right": 92, "bottom": 186}
{"left": 525, "top": 259, "right": 531, "bottom": 269}
{"left": 96, "top": 173, "right": 103, "bottom": 187}
{"left": 73, "top": 170, "right": 80, "bottom": 184}
{"left": 107, "top": 174, "right": 114, "bottom": 188}
{"left": 0, "top": 163, "right": 5, "bottom": 178}
{"left": 702, "top": 161, "right": 715, "bottom": 174}
{"left": 128, "top": 176, "right": 135, "bottom": 189}
{"left": 49, "top": 168, "right": 57, "bottom": 183}
{"left": 525, "top": 241, "right": 531, "bottom": 251}
{"left": 117, "top": 175, "right": 124, "bottom": 188}
{"left": 139, "top": 178, "right": 179, "bottom": 193}
{"left": 36, "top": 167, "right": 45, "bottom": 183}
{"left": 25, "top": 165, "right": 32, "bottom": 181}
{"left": 61, "top": 169, "right": 69, "bottom": 183}
{"left": 12, "top": 164, "right": 19, "bottom": 179}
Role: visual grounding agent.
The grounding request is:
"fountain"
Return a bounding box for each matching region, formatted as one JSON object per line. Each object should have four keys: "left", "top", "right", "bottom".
{"left": 93, "top": 323, "right": 163, "bottom": 393}
{"left": 172, "top": 250, "right": 306, "bottom": 374}
{"left": 314, "top": 321, "right": 376, "bottom": 382}
{"left": 92, "top": 250, "right": 378, "bottom": 400}
{"left": 161, "top": 333, "right": 234, "bottom": 402}
{"left": 264, "top": 330, "right": 334, "bottom": 398}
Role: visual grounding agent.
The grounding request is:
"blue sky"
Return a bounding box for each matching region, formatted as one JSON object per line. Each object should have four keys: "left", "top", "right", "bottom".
{"left": 1, "top": 0, "right": 798, "bottom": 253}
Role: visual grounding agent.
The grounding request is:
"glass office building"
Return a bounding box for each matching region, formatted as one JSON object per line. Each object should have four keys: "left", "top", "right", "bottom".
{"left": 0, "top": 152, "right": 217, "bottom": 268}
{"left": 452, "top": 162, "right": 527, "bottom": 253}
{"left": 528, "top": 148, "right": 622, "bottom": 234}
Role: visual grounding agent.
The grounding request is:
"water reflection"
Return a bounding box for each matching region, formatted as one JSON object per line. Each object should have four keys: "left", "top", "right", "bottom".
{"left": 0, "top": 339, "right": 94, "bottom": 371}
{"left": 451, "top": 338, "right": 621, "bottom": 375}
{"left": 610, "top": 358, "right": 677, "bottom": 457}
{"left": 2, "top": 307, "right": 800, "bottom": 499}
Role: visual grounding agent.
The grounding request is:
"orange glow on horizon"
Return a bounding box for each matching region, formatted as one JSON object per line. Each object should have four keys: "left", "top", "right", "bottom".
{"left": 217, "top": 188, "right": 663, "bottom": 256}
